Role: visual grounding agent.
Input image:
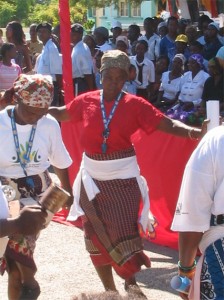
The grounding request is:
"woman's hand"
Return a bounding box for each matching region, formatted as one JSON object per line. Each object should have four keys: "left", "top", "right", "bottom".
{"left": 200, "top": 118, "right": 209, "bottom": 137}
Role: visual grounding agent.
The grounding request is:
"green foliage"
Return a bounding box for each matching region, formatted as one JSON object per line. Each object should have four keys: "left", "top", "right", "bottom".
{"left": 0, "top": 2, "right": 16, "bottom": 27}
{"left": 26, "top": 3, "right": 59, "bottom": 26}
{"left": 84, "top": 19, "right": 95, "bottom": 31}
{"left": 0, "top": 0, "right": 143, "bottom": 28}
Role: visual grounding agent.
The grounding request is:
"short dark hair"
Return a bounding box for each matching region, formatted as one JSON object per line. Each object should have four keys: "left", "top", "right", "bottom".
{"left": 129, "top": 24, "right": 140, "bottom": 35}
{"left": 190, "top": 41, "right": 203, "bottom": 50}
{"left": 156, "top": 55, "right": 170, "bottom": 66}
{"left": 0, "top": 42, "right": 15, "bottom": 57}
{"left": 167, "top": 16, "right": 178, "bottom": 25}
{"left": 136, "top": 40, "right": 148, "bottom": 51}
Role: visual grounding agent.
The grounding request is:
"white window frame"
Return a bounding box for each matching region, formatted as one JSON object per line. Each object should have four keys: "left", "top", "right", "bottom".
{"left": 131, "top": 3, "right": 141, "bottom": 17}
{"left": 119, "top": 0, "right": 129, "bottom": 17}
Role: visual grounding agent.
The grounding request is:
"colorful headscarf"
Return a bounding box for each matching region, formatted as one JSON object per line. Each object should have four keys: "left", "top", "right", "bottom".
{"left": 14, "top": 74, "right": 54, "bottom": 108}
{"left": 100, "top": 50, "right": 130, "bottom": 76}
{"left": 189, "top": 54, "right": 204, "bottom": 68}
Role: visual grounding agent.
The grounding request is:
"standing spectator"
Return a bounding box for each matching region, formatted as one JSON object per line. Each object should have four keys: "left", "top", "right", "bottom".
{"left": 26, "top": 24, "right": 43, "bottom": 68}
{"left": 173, "top": 34, "right": 190, "bottom": 70}
{"left": 127, "top": 24, "right": 141, "bottom": 55}
{"left": 157, "top": 21, "right": 168, "bottom": 39}
{"left": 203, "top": 22, "right": 222, "bottom": 61}
{"left": 189, "top": 41, "right": 208, "bottom": 71}
{"left": 122, "top": 64, "right": 137, "bottom": 95}
{"left": 94, "top": 50, "right": 104, "bottom": 89}
{"left": 178, "top": 19, "right": 189, "bottom": 35}
{"left": 0, "top": 43, "right": 21, "bottom": 90}
{"left": 139, "top": 17, "right": 161, "bottom": 62}
{"left": 5, "top": 21, "right": 32, "bottom": 73}
{"left": 150, "top": 55, "right": 170, "bottom": 104}
{"left": 115, "top": 35, "right": 129, "bottom": 54}
{"left": 109, "top": 20, "right": 122, "bottom": 49}
{"left": 160, "top": 16, "right": 179, "bottom": 68}
{"left": 93, "top": 27, "right": 113, "bottom": 52}
{"left": 216, "top": 45, "right": 224, "bottom": 60}
{"left": 70, "top": 23, "right": 95, "bottom": 96}
{"left": 83, "top": 34, "right": 98, "bottom": 74}
{"left": 197, "top": 14, "right": 213, "bottom": 45}
{"left": 185, "top": 25, "right": 198, "bottom": 46}
{"left": 130, "top": 40, "right": 155, "bottom": 101}
{"left": 35, "top": 22, "right": 63, "bottom": 106}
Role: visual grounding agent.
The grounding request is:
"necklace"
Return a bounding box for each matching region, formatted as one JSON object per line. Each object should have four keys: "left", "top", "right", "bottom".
{"left": 10, "top": 108, "right": 37, "bottom": 177}
{"left": 100, "top": 90, "right": 123, "bottom": 154}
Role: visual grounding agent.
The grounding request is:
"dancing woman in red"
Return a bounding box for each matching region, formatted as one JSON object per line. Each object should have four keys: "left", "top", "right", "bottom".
{"left": 49, "top": 50, "right": 206, "bottom": 298}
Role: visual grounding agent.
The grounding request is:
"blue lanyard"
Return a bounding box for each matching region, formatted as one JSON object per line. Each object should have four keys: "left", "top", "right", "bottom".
{"left": 10, "top": 108, "right": 37, "bottom": 177}
{"left": 100, "top": 90, "right": 123, "bottom": 154}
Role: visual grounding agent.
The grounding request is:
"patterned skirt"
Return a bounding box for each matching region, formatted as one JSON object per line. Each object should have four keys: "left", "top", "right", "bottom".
{"left": 0, "top": 170, "right": 52, "bottom": 273}
{"left": 81, "top": 148, "right": 151, "bottom": 280}
{"left": 200, "top": 237, "right": 224, "bottom": 299}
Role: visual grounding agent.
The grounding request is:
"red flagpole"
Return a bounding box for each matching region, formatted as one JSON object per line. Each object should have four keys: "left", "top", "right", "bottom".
{"left": 58, "top": 0, "right": 83, "bottom": 184}
{"left": 58, "top": 0, "right": 74, "bottom": 103}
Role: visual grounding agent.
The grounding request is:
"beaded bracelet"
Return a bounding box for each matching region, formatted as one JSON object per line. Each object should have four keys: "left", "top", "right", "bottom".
{"left": 188, "top": 129, "right": 199, "bottom": 140}
{"left": 178, "top": 259, "right": 197, "bottom": 272}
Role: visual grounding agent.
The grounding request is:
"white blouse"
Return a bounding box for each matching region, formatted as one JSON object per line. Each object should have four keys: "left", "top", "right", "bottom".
{"left": 179, "top": 70, "right": 209, "bottom": 106}
{"left": 159, "top": 71, "right": 182, "bottom": 101}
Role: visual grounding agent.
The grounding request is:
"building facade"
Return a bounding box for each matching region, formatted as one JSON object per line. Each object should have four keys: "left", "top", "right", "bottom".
{"left": 87, "top": 0, "right": 157, "bottom": 32}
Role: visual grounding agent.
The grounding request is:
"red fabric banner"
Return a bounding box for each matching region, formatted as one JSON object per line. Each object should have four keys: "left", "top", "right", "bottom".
{"left": 53, "top": 126, "right": 198, "bottom": 250}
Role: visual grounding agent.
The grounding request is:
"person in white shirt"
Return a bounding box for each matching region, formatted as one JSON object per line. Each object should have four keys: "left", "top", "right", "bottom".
{"left": 35, "top": 22, "right": 63, "bottom": 106}
{"left": 130, "top": 40, "right": 155, "bottom": 101}
{"left": 109, "top": 20, "right": 122, "bottom": 49}
{"left": 155, "top": 54, "right": 184, "bottom": 111}
{"left": 171, "top": 126, "right": 224, "bottom": 300}
{"left": 93, "top": 26, "right": 113, "bottom": 52}
{"left": 0, "top": 74, "right": 72, "bottom": 300}
{"left": 166, "top": 54, "right": 209, "bottom": 126}
{"left": 216, "top": 45, "right": 224, "bottom": 60}
{"left": 139, "top": 17, "right": 161, "bottom": 62}
{"left": 71, "top": 23, "right": 95, "bottom": 96}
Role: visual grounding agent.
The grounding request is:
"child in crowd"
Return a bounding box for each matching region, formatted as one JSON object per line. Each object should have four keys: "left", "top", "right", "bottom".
{"left": 130, "top": 40, "right": 155, "bottom": 101}
{"left": 122, "top": 64, "right": 137, "bottom": 95}
{"left": 0, "top": 43, "right": 21, "bottom": 90}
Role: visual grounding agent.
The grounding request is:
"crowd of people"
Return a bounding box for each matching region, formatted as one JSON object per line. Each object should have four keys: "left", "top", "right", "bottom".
{"left": 0, "top": 13, "right": 224, "bottom": 300}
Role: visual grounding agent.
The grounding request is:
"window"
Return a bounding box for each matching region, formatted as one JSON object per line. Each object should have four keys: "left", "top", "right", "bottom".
{"left": 132, "top": 4, "right": 141, "bottom": 17}
{"left": 120, "top": 1, "right": 129, "bottom": 17}
{"left": 92, "top": 8, "right": 96, "bottom": 17}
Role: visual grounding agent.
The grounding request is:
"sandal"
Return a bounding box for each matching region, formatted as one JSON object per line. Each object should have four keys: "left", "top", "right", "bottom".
{"left": 19, "top": 284, "right": 41, "bottom": 300}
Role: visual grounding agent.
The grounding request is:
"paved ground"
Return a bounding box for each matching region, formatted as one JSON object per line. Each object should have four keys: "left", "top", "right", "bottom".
{"left": 0, "top": 172, "right": 181, "bottom": 299}
{"left": 0, "top": 221, "right": 180, "bottom": 300}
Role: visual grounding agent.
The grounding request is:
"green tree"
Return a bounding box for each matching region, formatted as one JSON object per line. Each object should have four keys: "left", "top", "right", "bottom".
{"left": 0, "top": 2, "right": 16, "bottom": 27}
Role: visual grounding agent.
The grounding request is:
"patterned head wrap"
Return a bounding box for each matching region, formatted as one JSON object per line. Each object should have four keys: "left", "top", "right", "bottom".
{"left": 100, "top": 50, "right": 130, "bottom": 76}
{"left": 189, "top": 54, "right": 204, "bottom": 68}
{"left": 14, "top": 74, "right": 54, "bottom": 108}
